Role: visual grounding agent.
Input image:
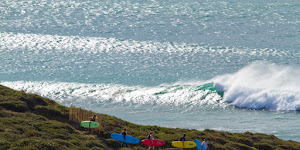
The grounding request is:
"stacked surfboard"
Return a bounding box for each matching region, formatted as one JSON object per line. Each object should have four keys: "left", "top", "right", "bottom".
{"left": 111, "top": 133, "right": 140, "bottom": 144}
{"left": 172, "top": 141, "right": 197, "bottom": 148}
{"left": 195, "top": 139, "right": 207, "bottom": 150}
{"left": 80, "top": 121, "right": 100, "bottom": 128}
{"left": 142, "top": 139, "right": 165, "bottom": 146}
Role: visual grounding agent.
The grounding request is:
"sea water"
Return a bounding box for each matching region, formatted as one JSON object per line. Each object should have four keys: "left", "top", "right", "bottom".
{"left": 1, "top": 0, "right": 300, "bottom": 141}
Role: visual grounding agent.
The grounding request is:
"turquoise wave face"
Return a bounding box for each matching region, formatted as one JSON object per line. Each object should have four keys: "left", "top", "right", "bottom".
{"left": 153, "top": 83, "right": 223, "bottom": 97}
{"left": 195, "top": 83, "right": 224, "bottom": 97}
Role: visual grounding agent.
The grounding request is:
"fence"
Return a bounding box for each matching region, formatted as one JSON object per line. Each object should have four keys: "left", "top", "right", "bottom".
{"left": 69, "top": 105, "right": 101, "bottom": 135}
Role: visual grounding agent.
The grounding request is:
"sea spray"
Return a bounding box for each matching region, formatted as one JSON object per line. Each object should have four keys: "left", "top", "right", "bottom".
{"left": 213, "top": 62, "right": 300, "bottom": 110}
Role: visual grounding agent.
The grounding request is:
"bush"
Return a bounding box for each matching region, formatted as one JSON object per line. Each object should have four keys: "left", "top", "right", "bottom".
{"left": 0, "top": 96, "right": 29, "bottom": 112}
{"left": 254, "top": 143, "right": 273, "bottom": 150}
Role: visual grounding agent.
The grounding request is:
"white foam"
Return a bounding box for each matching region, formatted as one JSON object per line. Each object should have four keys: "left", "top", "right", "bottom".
{"left": 0, "top": 32, "right": 285, "bottom": 57}
{"left": 0, "top": 81, "right": 223, "bottom": 108}
{"left": 213, "top": 61, "right": 300, "bottom": 111}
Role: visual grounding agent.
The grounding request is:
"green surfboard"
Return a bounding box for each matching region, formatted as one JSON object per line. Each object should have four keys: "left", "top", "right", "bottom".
{"left": 80, "top": 121, "right": 100, "bottom": 128}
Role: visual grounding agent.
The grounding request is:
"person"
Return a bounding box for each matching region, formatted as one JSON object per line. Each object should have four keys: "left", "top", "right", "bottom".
{"left": 89, "top": 115, "right": 96, "bottom": 135}
{"left": 147, "top": 131, "right": 155, "bottom": 150}
{"left": 121, "top": 128, "right": 129, "bottom": 148}
{"left": 201, "top": 139, "right": 208, "bottom": 150}
{"left": 179, "top": 133, "right": 186, "bottom": 147}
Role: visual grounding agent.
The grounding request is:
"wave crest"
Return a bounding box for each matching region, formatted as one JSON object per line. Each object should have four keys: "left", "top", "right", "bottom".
{"left": 0, "top": 81, "right": 223, "bottom": 109}
{"left": 214, "top": 62, "right": 300, "bottom": 111}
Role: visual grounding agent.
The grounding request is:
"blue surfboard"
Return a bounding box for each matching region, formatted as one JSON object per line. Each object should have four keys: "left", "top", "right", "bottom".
{"left": 194, "top": 139, "right": 206, "bottom": 150}
{"left": 111, "top": 133, "right": 140, "bottom": 144}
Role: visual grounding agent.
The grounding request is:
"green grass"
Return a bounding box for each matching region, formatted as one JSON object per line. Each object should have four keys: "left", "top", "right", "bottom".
{"left": 0, "top": 84, "right": 300, "bottom": 150}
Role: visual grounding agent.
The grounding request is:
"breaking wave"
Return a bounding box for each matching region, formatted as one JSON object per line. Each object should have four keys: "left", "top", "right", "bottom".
{"left": 214, "top": 62, "right": 300, "bottom": 111}
{"left": 2, "top": 62, "right": 300, "bottom": 111}
{"left": 0, "top": 81, "right": 223, "bottom": 109}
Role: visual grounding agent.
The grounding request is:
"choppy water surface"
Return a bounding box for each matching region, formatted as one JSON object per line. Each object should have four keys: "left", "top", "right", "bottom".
{"left": 1, "top": 0, "right": 300, "bottom": 141}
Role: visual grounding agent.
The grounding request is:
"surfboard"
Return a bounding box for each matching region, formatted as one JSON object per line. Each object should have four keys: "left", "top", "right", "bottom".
{"left": 111, "top": 133, "right": 140, "bottom": 144}
{"left": 80, "top": 121, "right": 99, "bottom": 128}
{"left": 142, "top": 139, "right": 165, "bottom": 146}
{"left": 171, "top": 141, "right": 197, "bottom": 148}
{"left": 194, "top": 139, "right": 206, "bottom": 150}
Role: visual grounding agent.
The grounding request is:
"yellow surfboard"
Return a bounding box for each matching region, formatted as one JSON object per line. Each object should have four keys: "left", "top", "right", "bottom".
{"left": 171, "top": 141, "right": 197, "bottom": 148}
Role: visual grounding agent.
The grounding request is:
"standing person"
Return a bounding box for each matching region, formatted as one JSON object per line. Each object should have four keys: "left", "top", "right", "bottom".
{"left": 147, "top": 131, "right": 155, "bottom": 150}
{"left": 89, "top": 114, "right": 96, "bottom": 135}
{"left": 179, "top": 133, "right": 186, "bottom": 147}
{"left": 121, "top": 128, "right": 129, "bottom": 148}
{"left": 201, "top": 139, "right": 208, "bottom": 150}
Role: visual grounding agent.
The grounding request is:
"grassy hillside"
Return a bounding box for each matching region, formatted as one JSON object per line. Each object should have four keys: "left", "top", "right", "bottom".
{"left": 0, "top": 84, "right": 300, "bottom": 150}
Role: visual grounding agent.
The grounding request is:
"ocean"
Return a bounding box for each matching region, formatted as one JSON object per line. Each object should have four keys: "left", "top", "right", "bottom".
{"left": 1, "top": 0, "right": 300, "bottom": 142}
